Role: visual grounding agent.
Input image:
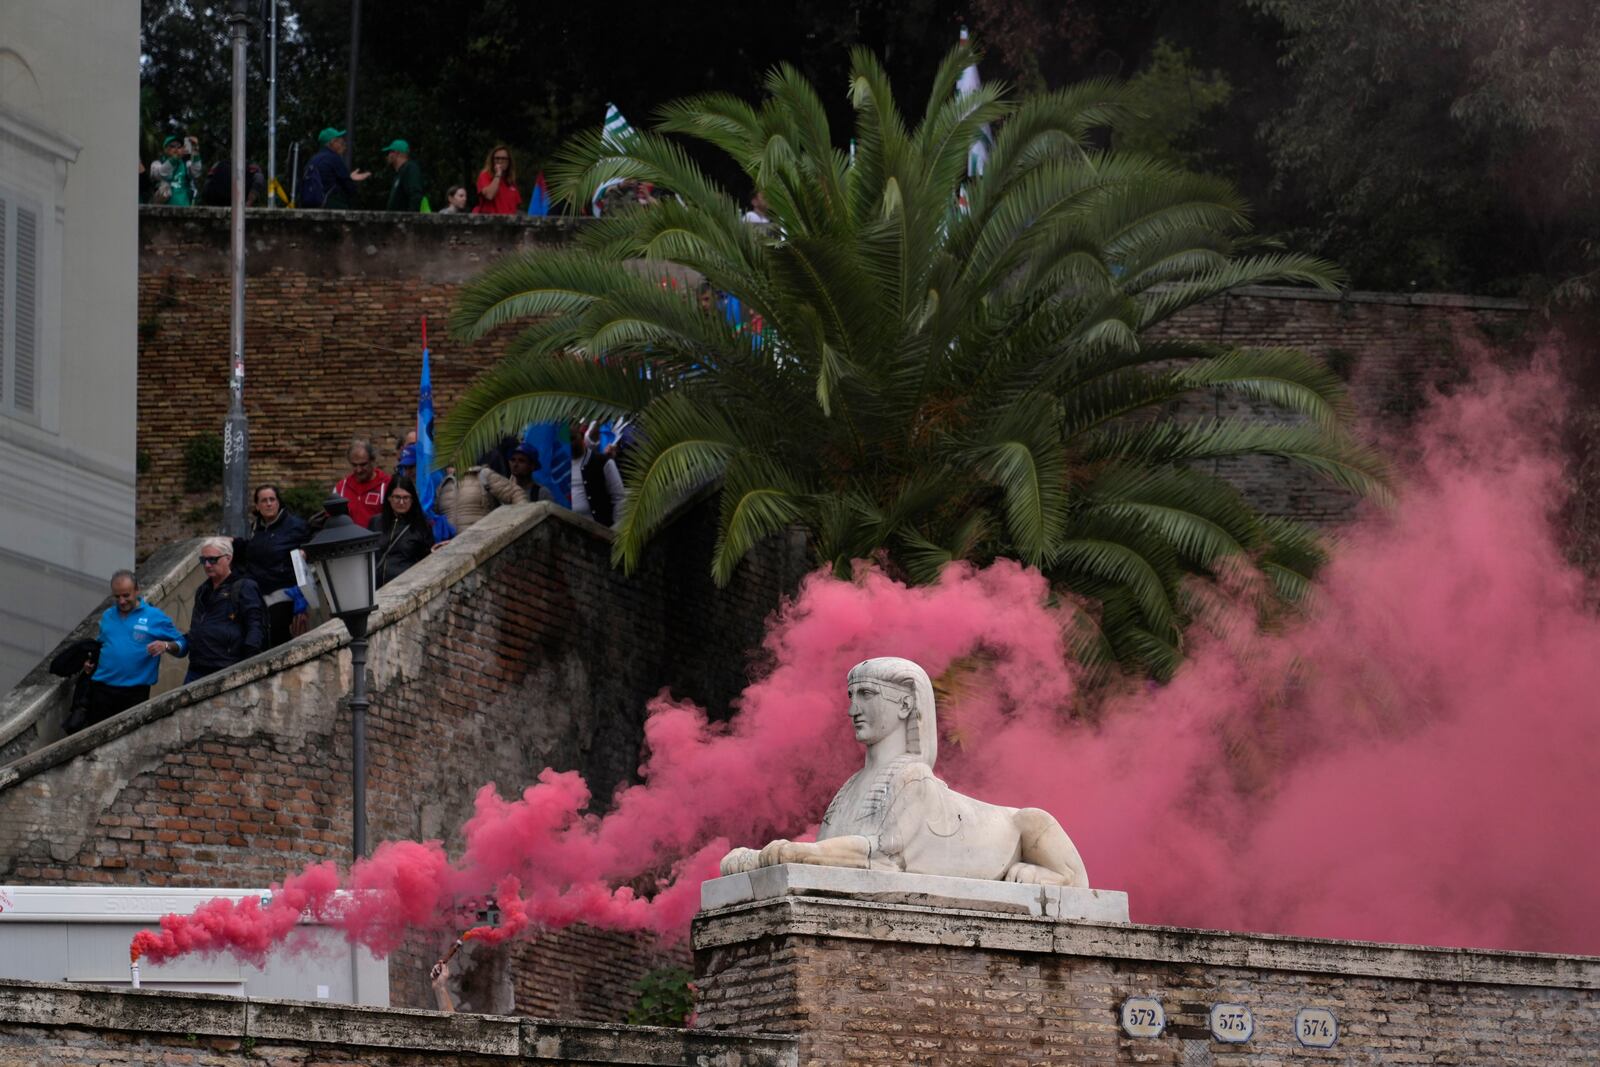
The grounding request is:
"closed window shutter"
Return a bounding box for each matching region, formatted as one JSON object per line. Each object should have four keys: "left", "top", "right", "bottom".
{"left": 0, "top": 194, "right": 6, "bottom": 410}
{"left": 13, "top": 203, "right": 36, "bottom": 414}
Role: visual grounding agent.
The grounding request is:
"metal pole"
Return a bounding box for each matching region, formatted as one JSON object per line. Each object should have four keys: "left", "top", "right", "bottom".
{"left": 222, "top": 0, "right": 251, "bottom": 538}
{"left": 266, "top": 0, "right": 278, "bottom": 207}
{"left": 343, "top": 0, "right": 361, "bottom": 167}
{"left": 347, "top": 612, "right": 370, "bottom": 859}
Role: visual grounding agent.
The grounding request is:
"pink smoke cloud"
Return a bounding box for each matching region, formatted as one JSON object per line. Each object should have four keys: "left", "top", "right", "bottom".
{"left": 136, "top": 347, "right": 1600, "bottom": 965}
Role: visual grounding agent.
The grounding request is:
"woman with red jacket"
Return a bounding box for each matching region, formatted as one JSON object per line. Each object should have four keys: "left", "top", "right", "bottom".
{"left": 473, "top": 144, "right": 522, "bottom": 215}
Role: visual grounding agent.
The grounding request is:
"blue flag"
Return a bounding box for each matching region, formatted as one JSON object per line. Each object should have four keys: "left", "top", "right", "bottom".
{"left": 521, "top": 422, "right": 572, "bottom": 507}
{"left": 527, "top": 172, "right": 549, "bottom": 217}
{"left": 417, "top": 322, "right": 456, "bottom": 541}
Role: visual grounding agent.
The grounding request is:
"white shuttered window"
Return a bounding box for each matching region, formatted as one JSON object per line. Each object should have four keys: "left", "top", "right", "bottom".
{"left": 0, "top": 187, "right": 42, "bottom": 421}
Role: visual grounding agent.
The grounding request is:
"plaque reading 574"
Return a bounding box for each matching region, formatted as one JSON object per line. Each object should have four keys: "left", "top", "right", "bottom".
{"left": 1295, "top": 1007, "right": 1338, "bottom": 1048}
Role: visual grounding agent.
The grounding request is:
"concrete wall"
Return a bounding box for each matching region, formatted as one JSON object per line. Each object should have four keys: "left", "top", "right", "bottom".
{"left": 0, "top": 978, "right": 797, "bottom": 1066}
{"left": 693, "top": 893, "right": 1600, "bottom": 1065}
{"left": 0, "top": 494, "right": 808, "bottom": 1021}
{"left": 133, "top": 208, "right": 1534, "bottom": 556}
{"left": 0, "top": 1, "right": 140, "bottom": 690}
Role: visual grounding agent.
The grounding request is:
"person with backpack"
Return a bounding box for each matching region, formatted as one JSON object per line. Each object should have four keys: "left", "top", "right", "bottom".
{"left": 180, "top": 538, "right": 266, "bottom": 682}
{"left": 301, "top": 127, "right": 369, "bottom": 210}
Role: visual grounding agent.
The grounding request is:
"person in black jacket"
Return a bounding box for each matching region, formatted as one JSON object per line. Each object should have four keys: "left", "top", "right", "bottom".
{"left": 234, "top": 484, "right": 312, "bottom": 650}
{"left": 182, "top": 537, "right": 266, "bottom": 682}
{"left": 369, "top": 475, "right": 434, "bottom": 588}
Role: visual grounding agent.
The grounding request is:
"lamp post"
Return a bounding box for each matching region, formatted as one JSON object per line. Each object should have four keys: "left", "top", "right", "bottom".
{"left": 302, "top": 496, "right": 380, "bottom": 859}
{"left": 221, "top": 0, "right": 252, "bottom": 537}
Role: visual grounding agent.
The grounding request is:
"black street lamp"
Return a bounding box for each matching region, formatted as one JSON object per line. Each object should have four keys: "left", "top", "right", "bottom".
{"left": 302, "top": 496, "right": 380, "bottom": 859}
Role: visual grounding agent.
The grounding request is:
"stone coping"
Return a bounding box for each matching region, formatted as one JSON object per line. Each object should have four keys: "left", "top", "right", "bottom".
{"left": 0, "top": 978, "right": 797, "bottom": 1064}
{"left": 693, "top": 895, "right": 1600, "bottom": 991}
{"left": 0, "top": 501, "right": 603, "bottom": 793}
{"left": 702, "top": 865, "right": 1130, "bottom": 922}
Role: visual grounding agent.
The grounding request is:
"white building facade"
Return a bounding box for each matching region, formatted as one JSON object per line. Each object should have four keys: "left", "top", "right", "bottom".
{"left": 0, "top": 2, "right": 139, "bottom": 688}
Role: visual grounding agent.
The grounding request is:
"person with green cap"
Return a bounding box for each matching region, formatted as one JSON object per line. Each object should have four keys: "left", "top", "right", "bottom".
{"left": 381, "top": 138, "right": 425, "bottom": 212}
{"left": 300, "top": 127, "right": 370, "bottom": 209}
{"left": 150, "top": 134, "right": 202, "bottom": 206}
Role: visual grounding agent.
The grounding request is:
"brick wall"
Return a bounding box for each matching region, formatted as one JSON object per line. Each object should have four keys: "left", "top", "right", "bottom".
{"left": 136, "top": 208, "right": 1534, "bottom": 554}
{"left": 0, "top": 498, "right": 808, "bottom": 1022}
{"left": 1149, "top": 287, "right": 1533, "bottom": 524}
{"left": 693, "top": 895, "right": 1600, "bottom": 1065}
{"left": 0, "top": 979, "right": 797, "bottom": 1066}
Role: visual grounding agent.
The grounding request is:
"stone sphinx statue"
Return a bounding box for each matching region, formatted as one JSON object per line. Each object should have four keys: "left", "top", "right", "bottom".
{"left": 721, "top": 657, "right": 1089, "bottom": 887}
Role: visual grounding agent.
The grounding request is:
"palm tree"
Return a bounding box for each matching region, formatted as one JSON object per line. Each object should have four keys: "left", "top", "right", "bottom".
{"left": 441, "top": 46, "right": 1388, "bottom": 676}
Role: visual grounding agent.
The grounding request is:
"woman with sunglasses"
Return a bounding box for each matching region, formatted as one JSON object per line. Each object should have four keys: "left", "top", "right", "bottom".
{"left": 369, "top": 476, "right": 435, "bottom": 588}
{"left": 473, "top": 144, "right": 522, "bottom": 215}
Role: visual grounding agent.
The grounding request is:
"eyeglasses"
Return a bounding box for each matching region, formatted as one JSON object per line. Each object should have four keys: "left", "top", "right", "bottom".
{"left": 493, "top": 155, "right": 510, "bottom": 162}
{"left": 200, "top": 556, "right": 225, "bottom": 565}
{"left": 389, "top": 494, "right": 414, "bottom": 503}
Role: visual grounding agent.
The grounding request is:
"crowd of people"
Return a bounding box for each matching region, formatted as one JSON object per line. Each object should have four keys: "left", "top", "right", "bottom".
{"left": 145, "top": 126, "right": 766, "bottom": 220}
{"left": 56, "top": 422, "right": 626, "bottom": 735}
{"left": 146, "top": 127, "right": 549, "bottom": 216}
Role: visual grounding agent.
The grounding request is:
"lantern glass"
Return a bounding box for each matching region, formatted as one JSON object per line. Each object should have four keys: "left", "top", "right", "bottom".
{"left": 313, "top": 549, "right": 377, "bottom": 618}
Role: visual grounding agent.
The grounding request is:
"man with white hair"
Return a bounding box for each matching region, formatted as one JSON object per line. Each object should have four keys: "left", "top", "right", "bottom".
{"left": 181, "top": 537, "right": 266, "bottom": 682}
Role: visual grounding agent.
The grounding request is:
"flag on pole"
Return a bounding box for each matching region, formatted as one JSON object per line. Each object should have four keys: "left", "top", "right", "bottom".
{"left": 416, "top": 317, "right": 456, "bottom": 541}
{"left": 593, "top": 102, "right": 636, "bottom": 216}
{"left": 520, "top": 422, "right": 572, "bottom": 507}
{"left": 957, "top": 27, "right": 992, "bottom": 179}
{"left": 956, "top": 27, "right": 994, "bottom": 213}
{"left": 526, "top": 171, "right": 550, "bottom": 217}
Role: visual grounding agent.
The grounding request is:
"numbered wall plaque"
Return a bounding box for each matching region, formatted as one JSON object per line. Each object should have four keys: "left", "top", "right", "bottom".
{"left": 1208, "top": 1003, "right": 1253, "bottom": 1044}
{"left": 1119, "top": 997, "right": 1166, "bottom": 1038}
{"left": 1295, "top": 1007, "right": 1338, "bottom": 1048}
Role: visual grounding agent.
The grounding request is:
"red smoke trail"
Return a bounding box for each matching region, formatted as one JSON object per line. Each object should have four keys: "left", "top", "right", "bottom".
{"left": 135, "top": 351, "right": 1600, "bottom": 964}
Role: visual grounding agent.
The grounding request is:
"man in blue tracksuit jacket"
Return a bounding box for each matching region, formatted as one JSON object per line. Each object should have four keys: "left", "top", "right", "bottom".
{"left": 85, "top": 570, "right": 186, "bottom": 728}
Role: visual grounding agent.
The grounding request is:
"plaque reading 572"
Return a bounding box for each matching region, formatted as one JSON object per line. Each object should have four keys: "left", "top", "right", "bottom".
{"left": 1120, "top": 997, "right": 1166, "bottom": 1038}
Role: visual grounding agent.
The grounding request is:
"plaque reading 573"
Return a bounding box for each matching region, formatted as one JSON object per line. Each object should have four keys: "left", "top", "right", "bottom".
{"left": 1209, "top": 1003, "right": 1253, "bottom": 1043}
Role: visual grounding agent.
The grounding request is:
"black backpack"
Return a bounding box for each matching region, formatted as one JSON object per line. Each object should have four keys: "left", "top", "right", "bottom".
{"left": 298, "top": 158, "right": 327, "bottom": 208}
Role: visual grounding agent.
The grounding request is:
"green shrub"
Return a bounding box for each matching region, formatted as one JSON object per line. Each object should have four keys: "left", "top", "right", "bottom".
{"left": 182, "top": 432, "right": 224, "bottom": 492}
{"left": 279, "top": 482, "right": 330, "bottom": 519}
{"left": 626, "top": 966, "right": 694, "bottom": 1027}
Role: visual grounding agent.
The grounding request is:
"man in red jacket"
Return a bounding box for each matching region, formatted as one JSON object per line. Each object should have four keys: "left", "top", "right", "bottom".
{"left": 333, "top": 438, "right": 391, "bottom": 528}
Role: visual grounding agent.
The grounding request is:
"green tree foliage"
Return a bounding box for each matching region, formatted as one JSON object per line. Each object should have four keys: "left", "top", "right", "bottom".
{"left": 442, "top": 47, "right": 1387, "bottom": 675}
{"left": 1115, "top": 39, "right": 1232, "bottom": 170}
{"left": 1249, "top": 0, "right": 1600, "bottom": 297}
{"left": 139, "top": 0, "right": 974, "bottom": 209}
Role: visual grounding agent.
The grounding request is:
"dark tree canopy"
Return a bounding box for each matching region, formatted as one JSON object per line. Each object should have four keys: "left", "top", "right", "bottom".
{"left": 141, "top": 0, "right": 1598, "bottom": 300}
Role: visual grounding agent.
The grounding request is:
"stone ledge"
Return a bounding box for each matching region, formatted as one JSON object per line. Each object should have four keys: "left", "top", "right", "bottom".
{"left": 0, "top": 979, "right": 798, "bottom": 1065}
{"left": 693, "top": 895, "right": 1600, "bottom": 990}
{"left": 702, "top": 864, "right": 1130, "bottom": 922}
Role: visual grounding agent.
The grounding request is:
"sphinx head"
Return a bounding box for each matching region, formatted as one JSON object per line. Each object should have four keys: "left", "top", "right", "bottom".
{"left": 846, "top": 657, "right": 938, "bottom": 767}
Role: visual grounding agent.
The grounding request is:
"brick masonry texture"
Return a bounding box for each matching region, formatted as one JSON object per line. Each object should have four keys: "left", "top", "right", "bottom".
{"left": 135, "top": 208, "right": 1534, "bottom": 555}
{"left": 692, "top": 897, "right": 1600, "bottom": 1066}
{"left": 0, "top": 978, "right": 797, "bottom": 1066}
{"left": 0, "top": 499, "right": 808, "bottom": 1023}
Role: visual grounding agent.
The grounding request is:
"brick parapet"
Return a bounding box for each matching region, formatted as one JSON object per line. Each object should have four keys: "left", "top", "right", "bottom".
{"left": 0, "top": 977, "right": 798, "bottom": 1065}
{"left": 692, "top": 894, "right": 1600, "bottom": 1064}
